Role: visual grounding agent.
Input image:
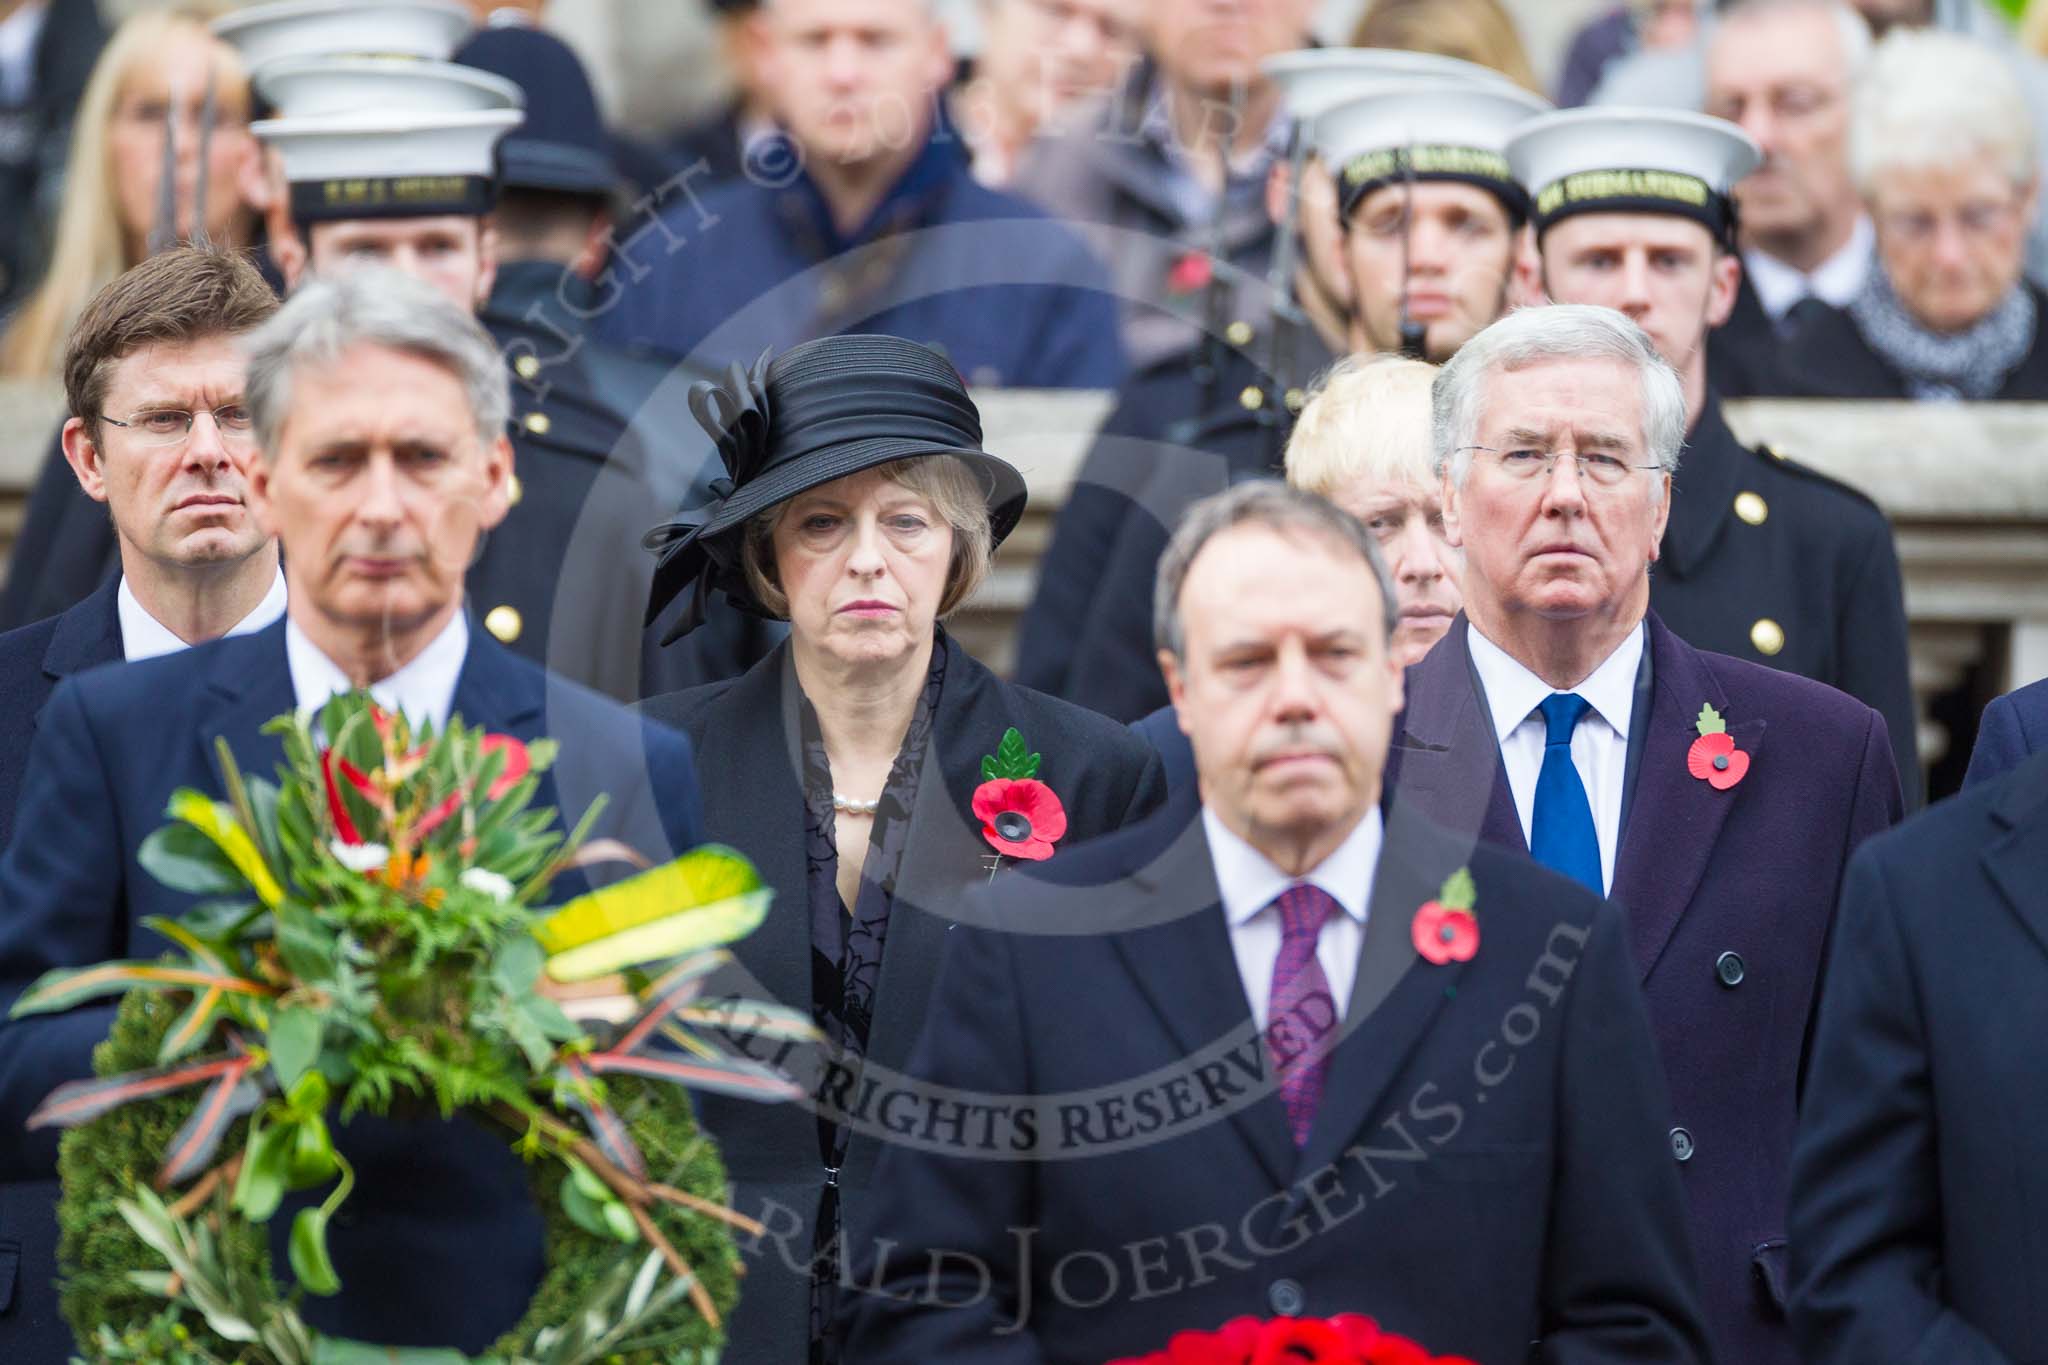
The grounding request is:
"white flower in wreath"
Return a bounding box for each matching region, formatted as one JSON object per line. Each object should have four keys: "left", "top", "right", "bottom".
{"left": 460, "top": 867, "right": 516, "bottom": 902}
{"left": 329, "top": 840, "right": 389, "bottom": 874}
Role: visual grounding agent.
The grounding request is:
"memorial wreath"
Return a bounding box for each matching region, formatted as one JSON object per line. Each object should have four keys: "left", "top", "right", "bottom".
{"left": 11, "top": 693, "right": 812, "bottom": 1364}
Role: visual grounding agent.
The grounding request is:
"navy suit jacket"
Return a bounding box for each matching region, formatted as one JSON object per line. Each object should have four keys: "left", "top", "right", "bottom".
{"left": 1964, "top": 678, "right": 2048, "bottom": 789}
{"left": 0, "top": 578, "right": 121, "bottom": 850}
{"left": 842, "top": 804, "right": 1713, "bottom": 1362}
{"left": 1790, "top": 749, "right": 2048, "bottom": 1364}
{"left": 0, "top": 619, "right": 704, "bottom": 1354}
{"left": 1387, "top": 613, "right": 1901, "bottom": 1365}
{"left": 0, "top": 579, "right": 120, "bottom": 1359}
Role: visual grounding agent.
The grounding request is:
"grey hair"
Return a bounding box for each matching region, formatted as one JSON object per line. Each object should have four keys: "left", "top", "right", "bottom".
{"left": 243, "top": 265, "right": 510, "bottom": 457}
{"left": 1714, "top": 0, "right": 1872, "bottom": 78}
{"left": 1431, "top": 304, "right": 1686, "bottom": 502}
{"left": 1153, "top": 481, "right": 1399, "bottom": 659}
{"left": 1849, "top": 28, "right": 2036, "bottom": 197}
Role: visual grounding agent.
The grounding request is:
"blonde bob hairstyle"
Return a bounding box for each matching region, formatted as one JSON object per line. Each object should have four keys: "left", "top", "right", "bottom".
{"left": 1284, "top": 354, "right": 1441, "bottom": 501}
{"left": 739, "top": 456, "right": 997, "bottom": 621}
{"left": 0, "top": 2, "right": 248, "bottom": 380}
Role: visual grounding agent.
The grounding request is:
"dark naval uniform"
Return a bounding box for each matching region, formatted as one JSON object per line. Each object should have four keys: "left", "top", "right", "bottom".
{"left": 1708, "top": 273, "right": 1802, "bottom": 400}
{"left": 1653, "top": 395, "right": 1921, "bottom": 805}
{"left": 482, "top": 261, "right": 785, "bottom": 698}
{"left": 1014, "top": 313, "right": 1335, "bottom": 716}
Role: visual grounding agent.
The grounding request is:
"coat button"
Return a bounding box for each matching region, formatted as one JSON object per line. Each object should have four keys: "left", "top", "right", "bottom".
{"left": 513, "top": 353, "right": 541, "bottom": 381}
{"left": 1750, "top": 618, "right": 1785, "bottom": 656}
{"left": 506, "top": 473, "right": 523, "bottom": 507}
{"left": 1715, "top": 951, "right": 1746, "bottom": 987}
{"left": 1284, "top": 387, "right": 1306, "bottom": 413}
{"left": 522, "top": 410, "right": 551, "bottom": 436}
{"left": 1226, "top": 319, "right": 1254, "bottom": 346}
{"left": 1733, "top": 491, "right": 1768, "bottom": 525}
{"left": 1670, "top": 1127, "right": 1695, "bottom": 1163}
{"left": 1239, "top": 385, "right": 1265, "bottom": 411}
{"left": 1267, "top": 1278, "right": 1306, "bottom": 1316}
{"left": 484, "top": 605, "right": 523, "bottom": 644}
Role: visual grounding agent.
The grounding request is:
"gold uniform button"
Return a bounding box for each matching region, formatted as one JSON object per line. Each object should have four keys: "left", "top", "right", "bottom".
{"left": 1734, "top": 491, "right": 1768, "bottom": 525}
{"left": 1225, "top": 320, "right": 1254, "bottom": 347}
{"left": 513, "top": 353, "right": 541, "bottom": 381}
{"left": 1284, "top": 387, "right": 1306, "bottom": 413}
{"left": 522, "top": 411, "right": 551, "bottom": 436}
{"left": 1239, "top": 385, "right": 1265, "bottom": 411}
{"left": 1750, "top": 617, "right": 1785, "bottom": 656}
{"left": 484, "top": 605, "right": 524, "bottom": 644}
{"left": 506, "top": 473, "right": 523, "bottom": 507}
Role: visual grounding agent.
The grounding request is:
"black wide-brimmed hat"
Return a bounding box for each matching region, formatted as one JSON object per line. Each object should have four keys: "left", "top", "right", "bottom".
{"left": 644, "top": 333, "right": 1029, "bottom": 642}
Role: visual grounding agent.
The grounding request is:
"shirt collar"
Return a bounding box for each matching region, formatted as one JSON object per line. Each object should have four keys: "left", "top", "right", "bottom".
{"left": 1466, "top": 618, "right": 1645, "bottom": 745}
{"left": 1743, "top": 215, "right": 1873, "bottom": 319}
{"left": 1137, "top": 74, "right": 1292, "bottom": 184}
{"left": 1202, "top": 804, "right": 1381, "bottom": 930}
{"left": 285, "top": 609, "right": 469, "bottom": 732}
{"left": 117, "top": 566, "right": 288, "bottom": 664}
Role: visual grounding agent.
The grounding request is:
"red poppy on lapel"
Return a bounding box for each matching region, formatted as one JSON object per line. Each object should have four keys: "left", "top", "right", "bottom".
{"left": 971, "top": 779, "right": 1066, "bottom": 860}
{"left": 1167, "top": 248, "right": 1214, "bottom": 295}
{"left": 1411, "top": 867, "right": 1479, "bottom": 965}
{"left": 1687, "top": 702, "right": 1750, "bottom": 791}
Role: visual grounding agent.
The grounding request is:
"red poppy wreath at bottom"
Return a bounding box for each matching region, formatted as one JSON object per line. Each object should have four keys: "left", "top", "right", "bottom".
{"left": 1108, "top": 1313, "right": 1479, "bottom": 1365}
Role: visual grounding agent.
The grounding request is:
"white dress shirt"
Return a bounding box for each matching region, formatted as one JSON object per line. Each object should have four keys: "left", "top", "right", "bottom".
{"left": 1203, "top": 805, "right": 1381, "bottom": 1028}
{"left": 116, "top": 568, "right": 288, "bottom": 663}
{"left": 1744, "top": 216, "right": 1874, "bottom": 323}
{"left": 1467, "top": 622, "right": 1644, "bottom": 896}
{"left": 285, "top": 610, "right": 469, "bottom": 733}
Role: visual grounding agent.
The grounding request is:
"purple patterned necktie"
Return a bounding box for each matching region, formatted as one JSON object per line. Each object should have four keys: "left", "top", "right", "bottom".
{"left": 1265, "top": 884, "right": 1340, "bottom": 1148}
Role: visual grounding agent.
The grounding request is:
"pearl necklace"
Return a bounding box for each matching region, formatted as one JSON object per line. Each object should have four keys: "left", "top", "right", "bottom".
{"left": 831, "top": 793, "right": 880, "bottom": 816}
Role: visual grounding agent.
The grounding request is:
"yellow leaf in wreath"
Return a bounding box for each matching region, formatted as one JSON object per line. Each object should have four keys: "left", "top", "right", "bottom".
{"left": 543, "top": 889, "right": 772, "bottom": 982}
{"left": 534, "top": 844, "right": 762, "bottom": 952}
{"left": 169, "top": 790, "right": 283, "bottom": 908}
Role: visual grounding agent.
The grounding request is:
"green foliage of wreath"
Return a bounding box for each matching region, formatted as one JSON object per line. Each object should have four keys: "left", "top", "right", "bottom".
{"left": 59, "top": 990, "right": 741, "bottom": 1363}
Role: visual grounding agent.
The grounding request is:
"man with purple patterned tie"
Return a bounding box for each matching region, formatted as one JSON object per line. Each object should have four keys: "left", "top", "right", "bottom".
{"left": 842, "top": 482, "right": 1711, "bottom": 1363}
{"left": 1388, "top": 303, "right": 1902, "bottom": 1365}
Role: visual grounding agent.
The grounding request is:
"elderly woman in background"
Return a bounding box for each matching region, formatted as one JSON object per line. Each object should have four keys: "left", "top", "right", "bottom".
{"left": 1284, "top": 354, "right": 1463, "bottom": 666}
{"left": 0, "top": 3, "right": 264, "bottom": 378}
{"left": 639, "top": 332, "right": 1164, "bottom": 1365}
{"left": 1785, "top": 28, "right": 2048, "bottom": 399}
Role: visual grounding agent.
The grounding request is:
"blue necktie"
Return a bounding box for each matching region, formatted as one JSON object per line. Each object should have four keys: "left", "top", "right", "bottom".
{"left": 1531, "top": 693, "right": 1603, "bottom": 895}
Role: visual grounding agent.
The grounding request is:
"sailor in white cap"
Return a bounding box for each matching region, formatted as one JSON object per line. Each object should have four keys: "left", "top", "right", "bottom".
{"left": 1313, "top": 79, "right": 1549, "bottom": 363}
{"left": 1503, "top": 102, "right": 1920, "bottom": 1365}
{"left": 1012, "top": 58, "right": 1540, "bottom": 719}
{"left": 211, "top": 32, "right": 739, "bottom": 701}
{"left": 1508, "top": 106, "right": 1917, "bottom": 803}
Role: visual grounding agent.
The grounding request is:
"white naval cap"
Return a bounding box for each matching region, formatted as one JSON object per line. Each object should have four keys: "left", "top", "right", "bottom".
{"left": 257, "top": 107, "right": 520, "bottom": 223}
{"left": 1312, "top": 80, "right": 1553, "bottom": 221}
{"left": 213, "top": 0, "right": 475, "bottom": 77}
{"left": 1505, "top": 107, "right": 1761, "bottom": 246}
{"left": 1261, "top": 47, "right": 1516, "bottom": 123}
{"left": 256, "top": 56, "right": 523, "bottom": 121}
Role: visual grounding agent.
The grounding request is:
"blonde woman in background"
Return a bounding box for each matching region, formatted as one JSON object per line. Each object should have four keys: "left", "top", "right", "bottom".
{"left": 1350, "top": 0, "right": 1542, "bottom": 95}
{"left": 0, "top": 3, "right": 264, "bottom": 379}
{"left": 1283, "top": 353, "right": 1463, "bottom": 666}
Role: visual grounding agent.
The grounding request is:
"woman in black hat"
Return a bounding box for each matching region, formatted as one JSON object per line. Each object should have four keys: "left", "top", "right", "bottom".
{"left": 640, "top": 332, "right": 1165, "bottom": 1365}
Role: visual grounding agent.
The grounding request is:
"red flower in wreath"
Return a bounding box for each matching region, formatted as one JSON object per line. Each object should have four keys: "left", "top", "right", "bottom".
{"left": 481, "top": 733, "right": 531, "bottom": 800}
{"left": 972, "top": 778, "right": 1067, "bottom": 860}
{"left": 1252, "top": 1316, "right": 1351, "bottom": 1363}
